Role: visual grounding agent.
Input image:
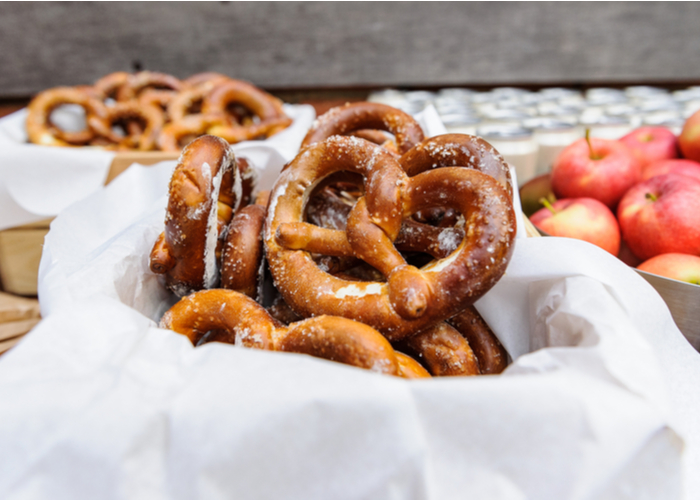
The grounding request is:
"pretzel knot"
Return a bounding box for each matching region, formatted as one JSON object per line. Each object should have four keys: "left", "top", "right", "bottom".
{"left": 160, "top": 289, "right": 429, "bottom": 377}
{"left": 265, "top": 135, "right": 516, "bottom": 341}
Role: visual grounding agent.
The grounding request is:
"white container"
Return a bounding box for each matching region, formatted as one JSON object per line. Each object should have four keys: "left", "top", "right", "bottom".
{"left": 477, "top": 125, "right": 538, "bottom": 185}
{"left": 526, "top": 119, "right": 581, "bottom": 176}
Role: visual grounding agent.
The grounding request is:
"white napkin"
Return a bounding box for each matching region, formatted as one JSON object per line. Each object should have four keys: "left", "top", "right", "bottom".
{"left": 0, "top": 104, "right": 315, "bottom": 231}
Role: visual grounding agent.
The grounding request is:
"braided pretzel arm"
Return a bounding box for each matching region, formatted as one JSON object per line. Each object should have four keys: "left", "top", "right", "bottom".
{"left": 221, "top": 204, "right": 266, "bottom": 301}
{"left": 301, "top": 102, "right": 425, "bottom": 155}
{"left": 266, "top": 136, "right": 516, "bottom": 341}
{"left": 160, "top": 289, "right": 427, "bottom": 377}
{"left": 26, "top": 87, "right": 108, "bottom": 147}
{"left": 399, "top": 134, "right": 513, "bottom": 199}
{"left": 149, "top": 135, "right": 241, "bottom": 296}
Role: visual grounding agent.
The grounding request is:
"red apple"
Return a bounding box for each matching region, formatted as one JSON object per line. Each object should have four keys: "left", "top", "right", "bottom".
{"left": 642, "top": 158, "right": 700, "bottom": 181}
{"left": 679, "top": 109, "right": 700, "bottom": 162}
{"left": 551, "top": 134, "right": 642, "bottom": 209}
{"left": 637, "top": 253, "right": 700, "bottom": 284}
{"left": 617, "top": 173, "right": 700, "bottom": 261}
{"left": 530, "top": 197, "right": 621, "bottom": 255}
{"left": 519, "top": 173, "right": 555, "bottom": 217}
{"left": 617, "top": 239, "right": 643, "bottom": 267}
{"left": 619, "top": 126, "right": 679, "bottom": 169}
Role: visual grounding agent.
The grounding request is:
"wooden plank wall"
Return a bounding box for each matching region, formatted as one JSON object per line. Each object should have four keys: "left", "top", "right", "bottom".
{"left": 1, "top": 2, "right": 700, "bottom": 98}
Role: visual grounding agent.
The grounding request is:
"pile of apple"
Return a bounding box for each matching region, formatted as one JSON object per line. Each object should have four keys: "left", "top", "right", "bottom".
{"left": 521, "top": 109, "right": 700, "bottom": 285}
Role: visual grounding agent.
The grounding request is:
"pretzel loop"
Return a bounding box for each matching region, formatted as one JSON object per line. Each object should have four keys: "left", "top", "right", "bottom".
{"left": 266, "top": 135, "right": 516, "bottom": 341}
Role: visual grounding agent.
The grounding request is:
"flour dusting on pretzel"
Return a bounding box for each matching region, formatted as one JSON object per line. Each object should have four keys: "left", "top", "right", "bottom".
{"left": 149, "top": 135, "right": 241, "bottom": 296}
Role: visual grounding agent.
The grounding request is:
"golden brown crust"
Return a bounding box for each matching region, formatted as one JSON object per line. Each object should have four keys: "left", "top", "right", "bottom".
{"left": 87, "top": 101, "right": 165, "bottom": 151}
{"left": 26, "top": 87, "right": 108, "bottom": 147}
{"left": 396, "top": 322, "right": 480, "bottom": 376}
{"left": 265, "top": 135, "right": 516, "bottom": 341}
{"left": 399, "top": 134, "right": 513, "bottom": 199}
{"left": 221, "top": 204, "right": 266, "bottom": 300}
{"left": 448, "top": 305, "right": 508, "bottom": 375}
{"left": 115, "top": 71, "right": 184, "bottom": 102}
{"left": 395, "top": 352, "right": 432, "bottom": 378}
{"left": 157, "top": 113, "right": 230, "bottom": 152}
{"left": 149, "top": 135, "right": 240, "bottom": 296}
{"left": 302, "top": 102, "right": 425, "bottom": 154}
{"left": 160, "top": 289, "right": 402, "bottom": 375}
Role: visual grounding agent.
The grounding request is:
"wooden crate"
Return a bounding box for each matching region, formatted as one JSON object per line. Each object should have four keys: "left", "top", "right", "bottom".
{"left": 0, "top": 292, "right": 40, "bottom": 355}
{"left": 0, "top": 152, "right": 179, "bottom": 296}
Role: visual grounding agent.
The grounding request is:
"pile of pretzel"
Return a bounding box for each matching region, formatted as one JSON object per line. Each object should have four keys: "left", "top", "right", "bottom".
{"left": 25, "top": 71, "right": 291, "bottom": 151}
{"left": 151, "top": 102, "right": 517, "bottom": 379}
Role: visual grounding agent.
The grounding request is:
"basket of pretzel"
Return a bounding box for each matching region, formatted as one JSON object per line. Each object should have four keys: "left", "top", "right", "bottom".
{"left": 24, "top": 70, "right": 292, "bottom": 152}
{"left": 151, "top": 101, "right": 518, "bottom": 377}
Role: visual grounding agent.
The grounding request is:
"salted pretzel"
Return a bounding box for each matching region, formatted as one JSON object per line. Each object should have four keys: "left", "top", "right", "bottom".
{"left": 221, "top": 204, "right": 266, "bottom": 301}
{"left": 115, "top": 71, "right": 184, "bottom": 102}
{"left": 395, "top": 322, "right": 480, "bottom": 376}
{"left": 448, "top": 306, "right": 508, "bottom": 374}
{"left": 149, "top": 135, "right": 241, "bottom": 296}
{"left": 399, "top": 134, "right": 513, "bottom": 199}
{"left": 266, "top": 135, "right": 516, "bottom": 341}
{"left": 26, "top": 87, "right": 109, "bottom": 147}
{"left": 301, "top": 102, "right": 425, "bottom": 155}
{"left": 160, "top": 289, "right": 429, "bottom": 378}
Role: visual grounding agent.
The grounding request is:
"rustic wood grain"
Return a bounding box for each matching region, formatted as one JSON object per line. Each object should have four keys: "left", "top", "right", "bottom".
{"left": 1, "top": 3, "right": 700, "bottom": 98}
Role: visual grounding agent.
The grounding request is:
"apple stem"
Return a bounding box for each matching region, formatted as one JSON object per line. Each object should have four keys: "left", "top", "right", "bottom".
{"left": 539, "top": 197, "right": 557, "bottom": 215}
{"left": 585, "top": 128, "right": 601, "bottom": 160}
{"left": 645, "top": 192, "right": 658, "bottom": 202}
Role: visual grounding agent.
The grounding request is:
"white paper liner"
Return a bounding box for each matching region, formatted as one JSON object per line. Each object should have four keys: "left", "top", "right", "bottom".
{"left": 0, "top": 105, "right": 698, "bottom": 499}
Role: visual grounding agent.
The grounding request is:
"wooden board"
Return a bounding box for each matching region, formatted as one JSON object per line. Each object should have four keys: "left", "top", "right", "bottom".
{"left": 0, "top": 229, "right": 47, "bottom": 296}
{"left": 1, "top": 3, "right": 700, "bottom": 98}
{"left": 0, "top": 292, "right": 41, "bottom": 323}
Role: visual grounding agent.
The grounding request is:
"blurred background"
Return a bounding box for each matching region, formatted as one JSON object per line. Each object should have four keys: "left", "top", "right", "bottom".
{"left": 2, "top": 2, "right": 700, "bottom": 100}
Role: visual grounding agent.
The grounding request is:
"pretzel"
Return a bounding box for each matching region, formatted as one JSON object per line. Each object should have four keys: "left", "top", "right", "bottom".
{"left": 160, "top": 289, "right": 411, "bottom": 376}
{"left": 93, "top": 71, "right": 131, "bottom": 100}
{"left": 149, "top": 135, "right": 241, "bottom": 296}
{"left": 399, "top": 134, "right": 513, "bottom": 199}
{"left": 115, "top": 71, "right": 184, "bottom": 102}
{"left": 207, "top": 116, "right": 293, "bottom": 144}
{"left": 221, "top": 204, "right": 266, "bottom": 301}
{"left": 138, "top": 88, "right": 177, "bottom": 113}
{"left": 167, "top": 77, "right": 230, "bottom": 122}
{"left": 87, "top": 101, "right": 165, "bottom": 150}
{"left": 201, "top": 78, "right": 287, "bottom": 124}
{"left": 302, "top": 102, "right": 425, "bottom": 154}
{"left": 184, "top": 72, "right": 230, "bottom": 88}
{"left": 395, "top": 322, "right": 480, "bottom": 376}
{"left": 158, "top": 113, "right": 231, "bottom": 152}
{"left": 448, "top": 306, "right": 508, "bottom": 374}
{"left": 26, "top": 87, "right": 108, "bottom": 147}
{"left": 266, "top": 135, "right": 516, "bottom": 341}
{"left": 395, "top": 352, "right": 431, "bottom": 378}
